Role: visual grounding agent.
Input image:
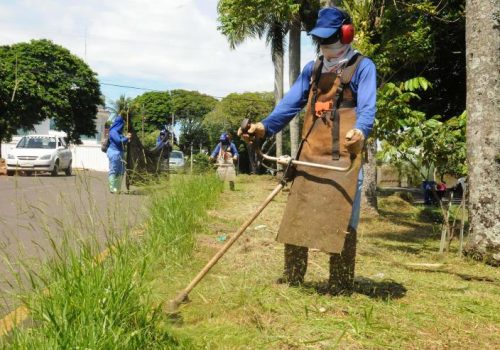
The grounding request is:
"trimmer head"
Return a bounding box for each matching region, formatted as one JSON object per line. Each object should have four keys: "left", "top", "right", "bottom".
{"left": 163, "top": 292, "right": 190, "bottom": 323}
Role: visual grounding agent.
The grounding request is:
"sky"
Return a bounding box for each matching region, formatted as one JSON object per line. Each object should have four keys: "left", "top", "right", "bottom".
{"left": 0, "top": 0, "right": 317, "bottom": 106}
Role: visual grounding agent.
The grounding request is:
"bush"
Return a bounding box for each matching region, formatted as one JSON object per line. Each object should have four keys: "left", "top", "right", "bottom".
{"left": 190, "top": 153, "right": 213, "bottom": 174}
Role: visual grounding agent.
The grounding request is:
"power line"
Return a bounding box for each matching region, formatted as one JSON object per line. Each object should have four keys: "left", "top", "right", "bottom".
{"left": 100, "top": 82, "right": 276, "bottom": 103}
{"left": 100, "top": 82, "right": 159, "bottom": 92}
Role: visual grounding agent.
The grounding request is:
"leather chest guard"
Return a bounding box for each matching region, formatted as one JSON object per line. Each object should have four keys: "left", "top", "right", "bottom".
{"left": 276, "top": 67, "right": 363, "bottom": 254}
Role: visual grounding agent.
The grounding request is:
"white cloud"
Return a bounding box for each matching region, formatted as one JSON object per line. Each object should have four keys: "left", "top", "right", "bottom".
{"left": 0, "top": 0, "right": 317, "bottom": 100}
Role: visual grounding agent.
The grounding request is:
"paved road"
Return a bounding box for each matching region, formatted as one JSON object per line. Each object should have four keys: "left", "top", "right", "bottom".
{"left": 0, "top": 171, "right": 146, "bottom": 316}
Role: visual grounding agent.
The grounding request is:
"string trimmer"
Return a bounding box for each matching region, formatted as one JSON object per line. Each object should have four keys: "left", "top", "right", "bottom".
{"left": 164, "top": 119, "right": 354, "bottom": 317}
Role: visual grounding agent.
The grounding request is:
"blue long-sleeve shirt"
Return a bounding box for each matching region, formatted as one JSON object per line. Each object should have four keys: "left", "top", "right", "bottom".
{"left": 211, "top": 142, "right": 239, "bottom": 159}
{"left": 108, "top": 116, "right": 129, "bottom": 152}
{"left": 261, "top": 57, "right": 377, "bottom": 138}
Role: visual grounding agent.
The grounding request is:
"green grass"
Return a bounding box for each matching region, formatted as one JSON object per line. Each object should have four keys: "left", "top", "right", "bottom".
{"left": 2, "top": 174, "right": 498, "bottom": 349}
{"left": 1, "top": 173, "right": 223, "bottom": 349}
{"left": 150, "top": 176, "right": 499, "bottom": 349}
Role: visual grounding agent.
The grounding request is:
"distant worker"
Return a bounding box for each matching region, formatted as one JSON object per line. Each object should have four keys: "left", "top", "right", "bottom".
{"left": 150, "top": 128, "right": 173, "bottom": 172}
{"left": 153, "top": 128, "right": 172, "bottom": 158}
{"left": 210, "top": 132, "right": 239, "bottom": 190}
{"left": 106, "top": 115, "right": 131, "bottom": 193}
{"left": 436, "top": 181, "right": 447, "bottom": 200}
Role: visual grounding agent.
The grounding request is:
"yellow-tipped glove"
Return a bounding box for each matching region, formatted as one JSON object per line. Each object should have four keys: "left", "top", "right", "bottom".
{"left": 237, "top": 122, "right": 266, "bottom": 143}
{"left": 344, "top": 128, "right": 365, "bottom": 154}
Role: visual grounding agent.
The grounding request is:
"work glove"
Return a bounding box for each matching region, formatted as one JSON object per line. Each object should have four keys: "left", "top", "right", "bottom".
{"left": 344, "top": 128, "right": 365, "bottom": 155}
{"left": 237, "top": 122, "right": 266, "bottom": 143}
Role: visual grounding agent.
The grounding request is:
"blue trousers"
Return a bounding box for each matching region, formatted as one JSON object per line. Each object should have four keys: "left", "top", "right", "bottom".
{"left": 107, "top": 150, "right": 125, "bottom": 176}
{"left": 348, "top": 167, "right": 363, "bottom": 230}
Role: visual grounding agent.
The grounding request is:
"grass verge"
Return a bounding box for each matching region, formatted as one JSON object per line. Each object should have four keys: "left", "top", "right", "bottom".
{"left": 1, "top": 174, "right": 222, "bottom": 349}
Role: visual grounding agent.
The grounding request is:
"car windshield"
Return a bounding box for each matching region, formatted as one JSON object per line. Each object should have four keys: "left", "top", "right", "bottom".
{"left": 170, "top": 152, "right": 183, "bottom": 159}
{"left": 17, "top": 136, "right": 57, "bottom": 149}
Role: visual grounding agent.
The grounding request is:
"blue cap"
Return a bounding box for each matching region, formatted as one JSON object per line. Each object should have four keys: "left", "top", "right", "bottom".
{"left": 219, "top": 132, "right": 229, "bottom": 142}
{"left": 308, "top": 8, "right": 346, "bottom": 38}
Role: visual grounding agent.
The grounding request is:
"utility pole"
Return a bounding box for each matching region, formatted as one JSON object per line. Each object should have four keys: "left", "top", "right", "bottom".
{"left": 171, "top": 112, "right": 175, "bottom": 144}
{"left": 141, "top": 104, "right": 145, "bottom": 140}
{"left": 190, "top": 143, "right": 194, "bottom": 174}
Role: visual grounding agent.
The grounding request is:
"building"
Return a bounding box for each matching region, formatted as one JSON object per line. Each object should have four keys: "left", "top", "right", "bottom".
{"left": 1, "top": 107, "right": 111, "bottom": 172}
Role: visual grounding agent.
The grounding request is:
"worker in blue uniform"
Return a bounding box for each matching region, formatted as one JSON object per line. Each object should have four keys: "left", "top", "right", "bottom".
{"left": 106, "top": 115, "right": 131, "bottom": 193}
{"left": 239, "top": 7, "right": 376, "bottom": 294}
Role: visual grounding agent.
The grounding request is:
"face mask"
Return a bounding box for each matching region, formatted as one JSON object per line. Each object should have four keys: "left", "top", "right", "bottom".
{"left": 321, "top": 42, "right": 348, "bottom": 59}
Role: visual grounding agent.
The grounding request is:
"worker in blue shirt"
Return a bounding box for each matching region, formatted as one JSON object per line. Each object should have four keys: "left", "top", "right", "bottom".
{"left": 106, "top": 115, "right": 131, "bottom": 193}
{"left": 210, "top": 133, "right": 239, "bottom": 190}
{"left": 239, "top": 7, "right": 376, "bottom": 294}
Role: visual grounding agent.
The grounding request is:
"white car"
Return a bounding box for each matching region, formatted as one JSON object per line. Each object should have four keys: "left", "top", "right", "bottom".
{"left": 168, "top": 150, "right": 185, "bottom": 172}
{"left": 6, "top": 135, "right": 72, "bottom": 176}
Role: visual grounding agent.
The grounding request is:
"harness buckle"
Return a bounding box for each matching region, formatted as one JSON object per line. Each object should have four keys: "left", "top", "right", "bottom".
{"left": 314, "top": 101, "right": 333, "bottom": 118}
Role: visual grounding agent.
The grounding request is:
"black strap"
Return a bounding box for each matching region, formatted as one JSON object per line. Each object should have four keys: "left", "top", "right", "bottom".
{"left": 330, "top": 53, "right": 364, "bottom": 160}
{"left": 310, "top": 56, "right": 324, "bottom": 118}
{"left": 331, "top": 84, "right": 345, "bottom": 160}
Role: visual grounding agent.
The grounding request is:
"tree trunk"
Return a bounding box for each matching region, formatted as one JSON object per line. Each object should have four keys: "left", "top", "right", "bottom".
{"left": 463, "top": 0, "right": 500, "bottom": 266}
{"left": 361, "top": 138, "right": 378, "bottom": 214}
{"left": 274, "top": 48, "right": 284, "bottom": 170}
{"left": 289, "top": 19, "right": 301, "bottom": 157}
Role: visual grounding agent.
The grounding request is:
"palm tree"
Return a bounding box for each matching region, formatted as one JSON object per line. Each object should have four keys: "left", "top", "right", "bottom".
{"left": 217, "top": 1, "right": 290, "bottom": 173}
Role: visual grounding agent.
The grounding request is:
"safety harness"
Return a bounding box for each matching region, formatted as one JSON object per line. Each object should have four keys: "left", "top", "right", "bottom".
{"left": 309, "top": 54, "right": 364, "bottom": 160}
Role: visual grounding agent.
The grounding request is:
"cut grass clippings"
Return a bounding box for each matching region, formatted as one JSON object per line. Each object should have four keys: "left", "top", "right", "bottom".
{"left": 151, "top": 175, "right": 500, "bottom": 350}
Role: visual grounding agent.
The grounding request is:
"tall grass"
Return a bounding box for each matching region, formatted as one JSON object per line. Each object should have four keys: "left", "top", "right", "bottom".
{"left": 1, "top": 173, "right": 222, "bottom": 349}
{"left": 145, "top": 175, "right": 222, "bottom": 258}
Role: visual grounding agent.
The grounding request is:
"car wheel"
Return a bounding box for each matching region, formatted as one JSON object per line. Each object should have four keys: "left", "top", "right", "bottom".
{"left": 64, "top": 161, "right": 72, "bottom": 176}
{"left": 51, "top": 161, "right": 59, "bottom": 176}
{"left": 25, "top": 171, "right": 33, "bottom": 176}
{"left": 7, "top": 170, "right": 15, "bottom": 176}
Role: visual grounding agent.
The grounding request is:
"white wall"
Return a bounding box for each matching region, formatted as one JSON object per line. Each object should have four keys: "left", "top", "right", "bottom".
{"left": 70, "top": 144, "right": 109, "bottom": 172}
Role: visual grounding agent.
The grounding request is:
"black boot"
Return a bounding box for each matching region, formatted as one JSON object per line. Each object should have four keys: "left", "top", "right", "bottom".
{"left": 328, "top": 227, "right": 357, "bottom": 295}
{"left": 276, "top": 244, "right": 308, "bottom": 286}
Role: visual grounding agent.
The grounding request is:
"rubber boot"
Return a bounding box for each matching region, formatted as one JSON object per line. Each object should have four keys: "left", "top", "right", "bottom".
{"left": 115, "top": 175, "right": 123, "bottom": 193}
{"left": 108, "top": 175, "right": 117, "bottom": 193}
{"left": 276, "top": 244, "right": 308, "bottom": 286}
{"left": 328, "top": 227, "right": 357, "bottom": 295}
{"left": 229, "top": 181, "right": 235, "bottom": 191}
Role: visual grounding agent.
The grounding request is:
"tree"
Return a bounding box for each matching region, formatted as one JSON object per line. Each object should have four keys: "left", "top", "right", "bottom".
{"left": 463, "top": 0, "right": 500, "bottom": 266}
{"left": 335, "top": 0, "right": 464, "bottom": 213}
{"left": 203, "top": 92, "right": 275, "bottom": 173}
{"left": 218, "top": 0, "right": 294, "bottom": 164}
{"left": 0, "top": 39, "right": 102, "bottom": 152}
{"left": 131, "top": 91, "right": 172, "bottom": 136}
{"left": 111, "top": 95, "right": 136, "bottom": 123}
{"left": 170, "top": 89, "right": 218, "bottom": 153}
{"left": 218, "top": 1, "right": 321, "bottom": 160}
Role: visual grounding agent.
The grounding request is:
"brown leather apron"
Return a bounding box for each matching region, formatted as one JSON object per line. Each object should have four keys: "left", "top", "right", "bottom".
{"left": 276, "top": 56, "right": 364, "bottom": 254}
{"left": 216, "top": 145, "right": 236, "bottom": 181}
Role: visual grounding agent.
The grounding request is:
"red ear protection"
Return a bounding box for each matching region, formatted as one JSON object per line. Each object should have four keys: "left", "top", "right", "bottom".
{"left": 340, "top": 23, "right": 354, "bottom": 44}
{"left": 339, "top": 9, "right": 355, "bottom": 44}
